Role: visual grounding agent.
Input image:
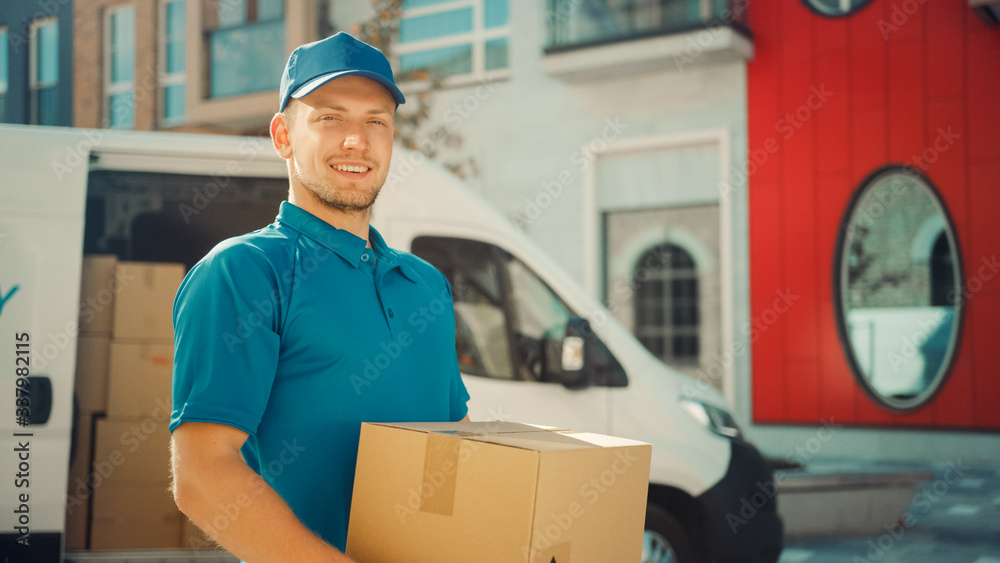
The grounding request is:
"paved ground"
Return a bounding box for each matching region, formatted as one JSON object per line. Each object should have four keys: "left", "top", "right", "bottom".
{"left": 778, "top": 460, "right": 1000, "bottom": 563}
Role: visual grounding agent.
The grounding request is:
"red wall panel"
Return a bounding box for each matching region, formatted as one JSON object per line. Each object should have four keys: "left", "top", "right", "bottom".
{"left": 745, "top": 0, "right": 781, "bottom": 185}
{"left": 817, "top": 297, "right": 859, "bottom": 421}
{"left": 784, "top": 239, "right": 820, "bottom": 362}
{"left": 886, "top": 40, "right": 925, "bottom": 161}
{"left": 925, "top": 1, "right": 965, "bottom": 101}
{"left": 881, "top": 0, "right": 924, "bottom": 44}
{"left": 786, "top": 360, "right": 821, "bottom": 422}
{"left": 932, "top": 339, "right": 975, "bottom": 427}
{"left": 750, "top": 179, "right": 787, "bottom": 422}
{"left": 815, "top": 52, "right": 850, "bottom": 175}
{"left": 966, "top": 26, "right": 1000, "bottom": 162}
{"left": 850, "top": 108, "right": 889, "bottom": 178}
{"left": 847, "top": 5, "right": 887, "bottom": 109}
{"left": 814, "top": 9, "right": 848, "bottom": 55}
{"left": 970, "top": 297, "right": 1000, "bottom": 428}
{"left": 967, "top": 161, "right": 1000, "bottom": 298}
{"left": 748, "top": 0, "right": 1000, "bottom": 429}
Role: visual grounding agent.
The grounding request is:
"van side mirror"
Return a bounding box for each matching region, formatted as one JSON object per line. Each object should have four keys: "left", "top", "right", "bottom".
{"left": 543, "top": 317, "right": 595, "bottom": 390}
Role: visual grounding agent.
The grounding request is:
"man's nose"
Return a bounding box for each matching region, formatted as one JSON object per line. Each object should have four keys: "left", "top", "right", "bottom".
{"left": 342, "top": 129, "right": 369, "bottom": 151}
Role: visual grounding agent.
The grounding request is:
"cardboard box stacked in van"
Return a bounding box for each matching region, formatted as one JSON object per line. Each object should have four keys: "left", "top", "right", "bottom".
{"left": 66, "top": 255, "right": 203, "bottom": 550}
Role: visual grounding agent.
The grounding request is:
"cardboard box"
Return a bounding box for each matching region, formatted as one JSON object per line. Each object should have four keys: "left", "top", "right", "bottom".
{"left": 65, "top": 413, "right": 95, "bottom": 550}
{"left": 346, "top": 422, "right": 652, "bottom": 563}
{"left": 92, "top": 417, "right": 172, "bottom": 483}
{"left": 75, "top": 335, "right": 110, "bottom": 413}
{"left": 90, "top": 481, "right": 183, "bottom": 550}
{"left": 112, "top": 261, "right": 185, "bottom": 340}
{"left": 79, "top": 255, "right": 118, "bottom": 334}
{"left": 107, "top": 341, "right": 173, "bottom": 417}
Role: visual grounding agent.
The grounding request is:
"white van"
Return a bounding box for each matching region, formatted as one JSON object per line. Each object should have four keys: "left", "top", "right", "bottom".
{"left": 0, "top": 125, "right": 782, "bottom": 562}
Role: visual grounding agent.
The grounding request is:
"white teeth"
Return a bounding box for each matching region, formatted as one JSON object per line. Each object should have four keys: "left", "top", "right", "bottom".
{"left": 334, "top": 164, "right": 369, "bottom": 173}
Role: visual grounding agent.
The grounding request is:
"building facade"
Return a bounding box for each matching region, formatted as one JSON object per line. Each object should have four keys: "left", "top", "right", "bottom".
{"left": 331, "top": 0, "right": 756, "bottom": 404}
{"left": 8, "top": 0, "right": 997, "bottom": 464}
{"left": 745, "top": 0, "right": 1000, "bottom": 462}
{"left": 0, "top": 0, "right": 74, "bottom": 126}
{"left": 85, "top": 0, "right": 752, "bottom": 403}
{"left": 71, "top": 0, "right": 316, "bottom": 133}
{"left": 51, "top": 0, "right": 751, "bottom": 432}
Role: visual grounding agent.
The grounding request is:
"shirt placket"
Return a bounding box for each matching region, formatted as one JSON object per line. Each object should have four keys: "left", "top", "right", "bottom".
{"left": 363, "top": 248, "right": 397, "bottom": 336}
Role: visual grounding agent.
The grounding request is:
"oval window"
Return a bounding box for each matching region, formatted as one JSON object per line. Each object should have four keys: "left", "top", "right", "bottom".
{"left": 801, "top": 0, "right": 873, "bottom": 17}
{"left": 834, "top": 167, "right": 963, "bottom": 412}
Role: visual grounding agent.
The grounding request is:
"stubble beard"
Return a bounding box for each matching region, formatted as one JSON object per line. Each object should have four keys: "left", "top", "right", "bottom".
{"left": 292, "top": 160, "right": 382, "bottom": 214}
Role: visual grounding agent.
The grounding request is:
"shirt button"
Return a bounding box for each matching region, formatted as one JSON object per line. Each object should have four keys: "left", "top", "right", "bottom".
{"left": 388, "top": 308, "right": 394, "bottom": 318}
{"left": 361, "top": 253, "right": 369, "bottom": 262}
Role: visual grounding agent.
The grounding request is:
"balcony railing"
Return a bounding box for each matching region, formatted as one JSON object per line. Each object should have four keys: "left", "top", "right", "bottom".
{"left": 545, "top": 0, "right": 748, "bottom": 52}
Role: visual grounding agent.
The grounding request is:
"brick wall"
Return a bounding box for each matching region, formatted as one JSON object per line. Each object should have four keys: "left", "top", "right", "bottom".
{"left": 73, "top": 0, "right": 159, "bottom": 130}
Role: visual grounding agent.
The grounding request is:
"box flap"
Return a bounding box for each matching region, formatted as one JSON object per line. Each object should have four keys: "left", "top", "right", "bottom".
{"left": 373, "top": 421, "right": 549, "bottom": 434}
{"left": 553, "top": 431, "right": 650, "bottom": 449}
{"left": 368, "top": 421, "right": 638, "bottom": 452}
{"left": 464, "top": 431, "right": 602, "bottom": 452}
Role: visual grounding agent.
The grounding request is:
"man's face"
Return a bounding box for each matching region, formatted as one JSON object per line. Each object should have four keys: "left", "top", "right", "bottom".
{"left": 282, "top": 75, "right": 395, "bottom": 214}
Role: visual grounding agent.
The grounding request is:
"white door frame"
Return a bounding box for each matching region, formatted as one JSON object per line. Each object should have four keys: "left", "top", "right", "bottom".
{"left": 581, "top": 129, "right": 736, "bottom": 407}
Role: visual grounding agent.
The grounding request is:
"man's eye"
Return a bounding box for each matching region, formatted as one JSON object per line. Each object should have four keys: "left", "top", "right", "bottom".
{"left": 370, "top": 120, "right": 385, "bottom": 126}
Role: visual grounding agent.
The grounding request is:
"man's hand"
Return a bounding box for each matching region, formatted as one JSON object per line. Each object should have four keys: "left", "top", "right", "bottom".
{"left": 171, "top": 422, "right": 355, "bottom": 562}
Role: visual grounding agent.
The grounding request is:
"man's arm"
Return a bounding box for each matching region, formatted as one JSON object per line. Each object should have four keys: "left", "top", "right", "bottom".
{"left": 172, "top": 422, "right": 354, "bottom": 562}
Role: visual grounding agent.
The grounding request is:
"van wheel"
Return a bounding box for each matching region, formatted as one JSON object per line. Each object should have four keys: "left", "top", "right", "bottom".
{"left": 643, "top": 503, "right": 697, "bottom": 563}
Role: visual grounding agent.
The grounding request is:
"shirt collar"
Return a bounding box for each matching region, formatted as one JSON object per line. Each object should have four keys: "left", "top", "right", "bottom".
{"left": 276, "top": 201, "right": 418, "bottom": 282}
{"left": 368, "top": 224, "right": 420, "bottom": 283}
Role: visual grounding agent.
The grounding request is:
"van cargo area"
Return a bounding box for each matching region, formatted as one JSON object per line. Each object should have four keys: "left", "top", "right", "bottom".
{"left": 67, "top": 169, "right": 288, "bottom": 554}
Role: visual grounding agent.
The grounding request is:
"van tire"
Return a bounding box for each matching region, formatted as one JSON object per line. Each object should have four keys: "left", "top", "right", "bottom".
{"left": 643, "top": 503, "right": 698, "bottom": 563}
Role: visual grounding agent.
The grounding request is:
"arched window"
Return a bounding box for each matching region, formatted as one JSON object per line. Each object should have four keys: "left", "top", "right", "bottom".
{"left": 930, "top": 232, "right": 956, "bottom": 307}
{"left": 633, "top": 243, "right": 699, "bottom": 365}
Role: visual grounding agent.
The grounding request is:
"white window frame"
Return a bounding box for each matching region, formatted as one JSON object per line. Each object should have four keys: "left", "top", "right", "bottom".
{"left": 0, "top": 27, "right": 9, "bottom": 110}
{"left": 29, "top": 18, "right": 59, "bottom": 89}
{"left": 395, "top": 0, "right": 510, "bottom": 87}
{"left": 104, "top": 4, "right": 136, "bottom": 129}
{"left": 29, "top": 17, "right": 59, "bottom": 125}
{"left": 158, "top": 0, "right": 187, "bottom": 127}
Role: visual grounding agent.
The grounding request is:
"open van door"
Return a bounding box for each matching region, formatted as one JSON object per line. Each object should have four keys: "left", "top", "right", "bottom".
{"left": 0, "top": 126, "right": 96, "bottom": 559}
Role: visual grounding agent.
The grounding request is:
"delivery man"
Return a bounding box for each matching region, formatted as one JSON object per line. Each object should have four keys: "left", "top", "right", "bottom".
{"left": 169, "top": 32, "right": 470, "bottom": 561}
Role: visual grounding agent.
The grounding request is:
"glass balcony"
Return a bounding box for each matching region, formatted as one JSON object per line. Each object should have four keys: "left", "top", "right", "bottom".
{"left": 545, "top": 0, "right": 748, "bottom": 52}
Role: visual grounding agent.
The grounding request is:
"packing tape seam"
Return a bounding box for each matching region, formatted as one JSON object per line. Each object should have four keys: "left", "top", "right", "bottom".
{"left": 418, "top": 432, "right": 460, "bottom": 517}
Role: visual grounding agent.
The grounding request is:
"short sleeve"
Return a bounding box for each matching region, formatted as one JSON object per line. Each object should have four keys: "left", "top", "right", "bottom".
{"left": 169, "top": 242, "right": 283, "bottom": 435}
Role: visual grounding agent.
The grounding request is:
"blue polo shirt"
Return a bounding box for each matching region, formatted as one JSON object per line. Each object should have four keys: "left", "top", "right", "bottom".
{"left": 170, "top": 201, "right": 469, "bottom": 551}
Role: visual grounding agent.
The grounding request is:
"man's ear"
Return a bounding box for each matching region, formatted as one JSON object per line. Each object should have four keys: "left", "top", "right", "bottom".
{"left": 270, "top": 112, "right": 293, "bottom": 160}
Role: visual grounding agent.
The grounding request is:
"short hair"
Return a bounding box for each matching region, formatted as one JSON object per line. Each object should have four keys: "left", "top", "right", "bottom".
{"left": 281, "top": 99, "right": 302, "bottom": 132}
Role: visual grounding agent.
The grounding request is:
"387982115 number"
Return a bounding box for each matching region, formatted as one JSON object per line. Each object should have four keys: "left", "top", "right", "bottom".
{"left": 15, "top": 332, "right": 30, "bottom": 425}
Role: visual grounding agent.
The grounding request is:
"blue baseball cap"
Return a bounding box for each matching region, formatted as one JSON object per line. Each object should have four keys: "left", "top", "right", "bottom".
{"left": 279, "top": 32, "right": 405, "bottom": 112}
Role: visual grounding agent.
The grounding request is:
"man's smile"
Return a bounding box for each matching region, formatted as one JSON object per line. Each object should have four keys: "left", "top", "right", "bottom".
{"left": 332, "top": 163, "right": 370, "bottom": 173}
